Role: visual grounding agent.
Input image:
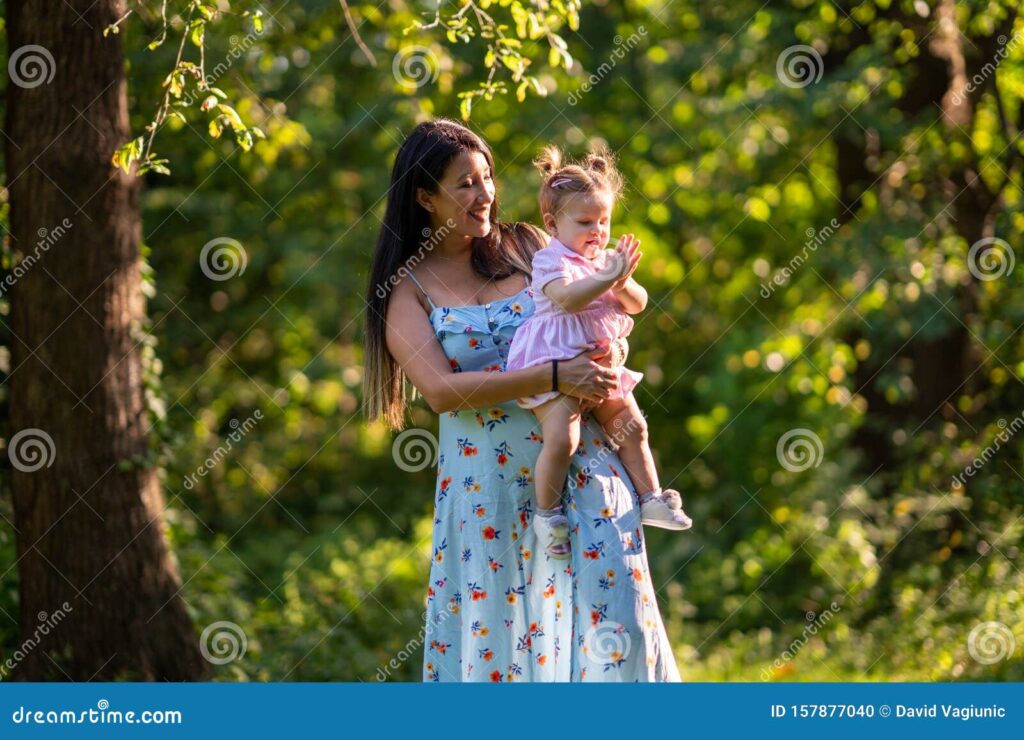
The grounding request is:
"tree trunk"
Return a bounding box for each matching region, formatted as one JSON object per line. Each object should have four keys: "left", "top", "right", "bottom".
{"left": 4, "top": 0, "right": 207, "bottom": 680}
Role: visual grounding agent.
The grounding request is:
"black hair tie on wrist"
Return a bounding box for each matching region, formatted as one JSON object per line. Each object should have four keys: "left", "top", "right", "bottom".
{"left": 551, "top": 359, "right": 559, "bottom": 393}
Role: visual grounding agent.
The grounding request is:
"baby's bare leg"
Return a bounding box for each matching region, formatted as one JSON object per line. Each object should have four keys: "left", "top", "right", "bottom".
{"left": 592, "top": 392, "right": 659, "bottom": 496}
{"left": 532, "top": 395, "right": 583, "bottom": 510}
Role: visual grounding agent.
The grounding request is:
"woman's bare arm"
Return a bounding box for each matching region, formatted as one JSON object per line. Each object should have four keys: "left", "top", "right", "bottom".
{"left": 386, "top": 280, "right": 557, "bottom": 413}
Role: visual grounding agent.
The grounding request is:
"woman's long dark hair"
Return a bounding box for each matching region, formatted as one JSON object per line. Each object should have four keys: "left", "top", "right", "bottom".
{"left": 363, "top": 118, "right": 546, "bottom": 430}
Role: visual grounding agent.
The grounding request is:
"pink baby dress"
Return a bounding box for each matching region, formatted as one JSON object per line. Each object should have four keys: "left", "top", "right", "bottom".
{"left": 506, "top": 236, "right": 643, "bottom": 409}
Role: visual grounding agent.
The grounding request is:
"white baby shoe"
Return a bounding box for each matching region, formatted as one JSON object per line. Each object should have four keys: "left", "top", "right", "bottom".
{"left": 640, "top": 488, "right": 693, "bottom": 531}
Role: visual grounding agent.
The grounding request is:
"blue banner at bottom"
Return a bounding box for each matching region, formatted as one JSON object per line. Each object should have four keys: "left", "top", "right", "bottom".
{"left": 1, "top": 682, "right": 1021, "bottom": 738}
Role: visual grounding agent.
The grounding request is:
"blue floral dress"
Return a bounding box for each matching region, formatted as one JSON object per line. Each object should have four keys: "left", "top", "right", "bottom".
{"left": 409, "top": 272, "right": 681, "bottom": 683}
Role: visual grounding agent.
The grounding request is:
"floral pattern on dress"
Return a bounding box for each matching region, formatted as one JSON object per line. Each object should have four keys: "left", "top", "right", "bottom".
{"left": 420, "top": 283, "right": 681, "bottom": 682}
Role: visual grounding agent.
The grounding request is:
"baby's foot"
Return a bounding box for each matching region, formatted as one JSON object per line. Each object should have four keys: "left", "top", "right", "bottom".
{"left": 533, "top": 509, "right": 571, "bottom": 559}
{"left": 640, "top": 488, "right": 693, "bottom": 531}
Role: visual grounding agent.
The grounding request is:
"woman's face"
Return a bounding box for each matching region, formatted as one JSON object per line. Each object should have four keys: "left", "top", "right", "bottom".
{"left": 418, "top": 150, "right": 495, "bottom": 241}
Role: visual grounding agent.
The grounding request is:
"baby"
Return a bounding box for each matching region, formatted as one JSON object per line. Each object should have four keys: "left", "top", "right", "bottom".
{"left": 506, "top": 144, "right": 693, "bottom": 559}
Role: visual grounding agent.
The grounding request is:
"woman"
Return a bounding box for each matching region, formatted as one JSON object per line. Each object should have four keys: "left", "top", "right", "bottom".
{"left": 363, "top": 119, "right": 680, "bottom": 682}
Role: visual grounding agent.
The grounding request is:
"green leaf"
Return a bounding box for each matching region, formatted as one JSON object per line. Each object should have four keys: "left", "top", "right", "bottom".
{"left": 216, "top": 104, "right": 245, "bottom": 131}
{"left": 460, "top": 96, "right": 473, "bottom": 120}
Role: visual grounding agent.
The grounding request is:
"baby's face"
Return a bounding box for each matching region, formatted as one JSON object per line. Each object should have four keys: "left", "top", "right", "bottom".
{"left": 547, "top": 190, "right": 613, "bottom": 258}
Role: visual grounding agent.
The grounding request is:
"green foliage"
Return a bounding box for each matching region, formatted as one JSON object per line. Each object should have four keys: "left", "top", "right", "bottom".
{"left": 3, "top": 0, "right": 1024, "bottom": 681}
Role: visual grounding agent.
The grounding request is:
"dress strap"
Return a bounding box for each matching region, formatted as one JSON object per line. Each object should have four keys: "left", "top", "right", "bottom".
{"left": 405, "top": 269, "right": 438, "bottom": 311}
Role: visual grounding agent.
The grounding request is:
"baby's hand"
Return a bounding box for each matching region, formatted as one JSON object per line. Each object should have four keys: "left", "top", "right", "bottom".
{"left": 610, "top": 234, "right": 641, "bottom": 290}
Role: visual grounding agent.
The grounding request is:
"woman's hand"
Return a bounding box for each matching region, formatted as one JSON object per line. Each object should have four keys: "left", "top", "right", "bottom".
{"left": 557, "top": 348, "right": 619, "bottom": 404}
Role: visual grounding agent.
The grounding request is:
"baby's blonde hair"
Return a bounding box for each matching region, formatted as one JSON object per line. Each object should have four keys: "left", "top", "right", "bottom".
{"left": 534, "top": 143, "right": 624, "bottom": 220}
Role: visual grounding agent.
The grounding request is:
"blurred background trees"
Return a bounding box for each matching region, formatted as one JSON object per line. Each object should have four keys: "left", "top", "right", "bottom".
{"left": 2, "top": 0, "right": 1022, "bottom": 680}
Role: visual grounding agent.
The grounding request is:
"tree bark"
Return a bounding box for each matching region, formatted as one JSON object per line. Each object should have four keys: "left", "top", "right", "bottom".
{"left": 4, "top": 0, "right": 207, "bottom": 680}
